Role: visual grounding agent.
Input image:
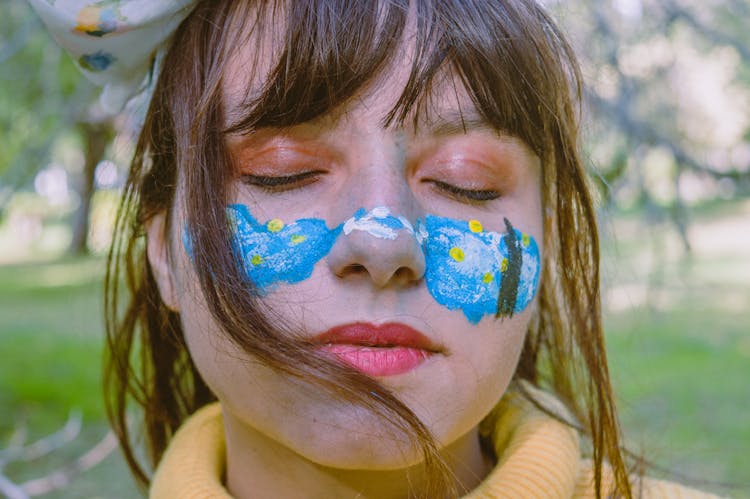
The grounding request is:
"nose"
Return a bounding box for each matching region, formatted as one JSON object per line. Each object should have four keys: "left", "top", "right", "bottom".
{"left": 327, "top": 206, "right": 426, "bottom": 287}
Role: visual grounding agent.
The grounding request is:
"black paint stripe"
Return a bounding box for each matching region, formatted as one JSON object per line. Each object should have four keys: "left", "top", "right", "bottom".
{"left": 497, "top": 217, "right": 521, "bottom": 318}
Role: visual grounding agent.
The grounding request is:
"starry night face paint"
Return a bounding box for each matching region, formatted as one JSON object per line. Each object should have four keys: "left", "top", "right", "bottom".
{"left": 420, "top": 215, "right": 540, "bottom": 324}
{"left": 225, "top": 204, "right": 341, "bottom": 290}
{"left": 189, "top": 206, "right": 541, "bottom": 323}
{"left": 343, "top": 206, "right": 415, "bottom": 240}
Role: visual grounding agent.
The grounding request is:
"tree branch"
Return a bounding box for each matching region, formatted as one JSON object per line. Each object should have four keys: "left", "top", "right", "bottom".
{"left": 0, "top": 474, "right": 29, "bottom": 499}
{"left": 0, "top": 412, "right": 118, "bottom": 498}
{"left": 21, "top": 431, "right": 118, "bottom": 497}
{"left": 0, "top": 411, "right": 81, "bottom": 464}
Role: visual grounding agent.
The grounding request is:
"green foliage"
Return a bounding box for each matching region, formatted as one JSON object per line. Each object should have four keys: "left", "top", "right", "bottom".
{"left": 0, "top": 256, "right": 139, "bottom": 498}
{"left": 600, "top": 199, "right": 750, "bottom": 497}
{"left": 608, "top": 310, "right": 750, "bottom": 496}
{"left": 0, "top": 257, "right": 106, "bottom": 426}
{"left": 0, "top": 2, "right": 94, "bottom": 192}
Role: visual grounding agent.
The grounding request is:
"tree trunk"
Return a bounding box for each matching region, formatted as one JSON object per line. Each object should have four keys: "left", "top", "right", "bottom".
{"left": 68, "top": 121, "right": 112, "bottom": 255}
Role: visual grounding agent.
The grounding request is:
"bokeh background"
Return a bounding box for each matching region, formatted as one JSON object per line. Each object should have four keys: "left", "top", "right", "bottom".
{"left": 1, "top": 0, "right": 748, "bottom": 497}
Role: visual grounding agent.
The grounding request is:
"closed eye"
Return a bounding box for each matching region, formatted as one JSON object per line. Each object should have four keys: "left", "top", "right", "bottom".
{"left": 426, "top": 179, "right": 501, "bottom": 203}
{"left": 240, "top": 170, "right": 324, "bottom": 192}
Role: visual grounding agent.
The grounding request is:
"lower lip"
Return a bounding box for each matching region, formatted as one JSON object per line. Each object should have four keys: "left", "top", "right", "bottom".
{"left": 318, "top": 344, "right": 431, "bottom": 376}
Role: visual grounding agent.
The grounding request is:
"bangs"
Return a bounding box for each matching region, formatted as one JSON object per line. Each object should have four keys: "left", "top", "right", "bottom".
{"left": 219, "top": 0, "right": 580, "bottom": 156}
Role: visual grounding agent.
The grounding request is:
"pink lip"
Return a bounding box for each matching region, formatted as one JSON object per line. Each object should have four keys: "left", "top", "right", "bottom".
{"left": 314, "top": 322, "right": 439, "bottom": 376}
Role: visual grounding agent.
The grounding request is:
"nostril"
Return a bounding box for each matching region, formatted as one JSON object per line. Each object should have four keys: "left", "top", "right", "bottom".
{"left": 336, "top": 263, "right": 418, "bottom": 285}
{"left": 393, "top": 266, "right": 418, "bottom": 283}
{"left": 340, "top": 263, "right": 367, "bottom": 276}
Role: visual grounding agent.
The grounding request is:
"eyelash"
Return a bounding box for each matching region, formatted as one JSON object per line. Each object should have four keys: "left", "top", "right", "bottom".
{"left": 427, "top": 179, "right": 501, "bottom": 203}
{"left": 240, "top": 170, "right": 323, "bottom": 192}
{"left": 240, "top": 171, "right": 500, "bottom": 203}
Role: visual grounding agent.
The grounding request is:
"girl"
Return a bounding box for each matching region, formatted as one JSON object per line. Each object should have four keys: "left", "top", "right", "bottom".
{"left": 30, "top": 0, "right": 717, "bottom": 497}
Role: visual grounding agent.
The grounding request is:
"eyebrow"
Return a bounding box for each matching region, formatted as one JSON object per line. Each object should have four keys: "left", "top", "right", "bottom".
{"left": 419, "top": 111, "right": 498, "bottom": 137}
{"left": 224, "top": 106, "right": 499, "bottom": 139}
{"left": 223, "top": 104, "right": 342, "bottom": 135}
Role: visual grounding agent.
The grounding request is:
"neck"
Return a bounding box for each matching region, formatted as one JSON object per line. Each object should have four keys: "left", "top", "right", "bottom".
{"left": 223, "top": 410, "right": 492, "bottom": 499}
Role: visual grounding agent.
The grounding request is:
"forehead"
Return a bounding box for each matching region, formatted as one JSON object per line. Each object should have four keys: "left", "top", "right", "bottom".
{"left": 220, "top": 3, "right": 481, "bottom": 134}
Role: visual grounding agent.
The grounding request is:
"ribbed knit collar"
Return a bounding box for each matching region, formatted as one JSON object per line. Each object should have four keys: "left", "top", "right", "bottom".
{"left": 150, "top": 386, "right": 581, "bottom": 498}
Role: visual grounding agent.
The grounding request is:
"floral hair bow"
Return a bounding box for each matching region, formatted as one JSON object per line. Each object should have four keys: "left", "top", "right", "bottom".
{"left": 27, "top": 0, "right": 197, "bottom": 114}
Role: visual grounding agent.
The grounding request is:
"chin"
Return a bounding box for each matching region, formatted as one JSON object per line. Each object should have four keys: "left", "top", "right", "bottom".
{"left": 297, "top": 437, "right": 426, "bottom": 471}
{"left": 277, "top": 402, "right": 433, "bottom": 469}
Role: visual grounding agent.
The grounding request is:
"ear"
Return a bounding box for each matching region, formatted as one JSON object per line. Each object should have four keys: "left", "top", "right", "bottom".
{"left": 146, "top": 212, "right": 180, "bottom": 311}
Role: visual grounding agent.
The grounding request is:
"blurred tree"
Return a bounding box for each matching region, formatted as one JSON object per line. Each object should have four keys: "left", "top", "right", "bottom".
{"left": 550, "top": 0, "right": 750, "bottom": 251}
{"left": 70, "top": 120, "right": 115, "bottom": 254}
{"left": 0, "top": 1, "right": 114, "bottom": 255}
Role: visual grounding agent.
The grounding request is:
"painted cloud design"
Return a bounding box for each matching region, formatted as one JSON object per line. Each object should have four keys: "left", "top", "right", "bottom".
{"left": 188, "top": 206, "right": 540, "bottom": 324}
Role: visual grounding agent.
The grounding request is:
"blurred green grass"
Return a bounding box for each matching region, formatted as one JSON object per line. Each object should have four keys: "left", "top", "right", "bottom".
{"left": 0, "top": 258, "right": 105, "bottom": 420}
{"left": 600, "top": 199, "right": 750, "bottom": 497}
{"left": 0, "top": 256, "right": 139, "bottom": 498}
{"left": 606, "top": 308, "right": 749, "bottom": 496}
{"left": 0, "top": 200, "right": 748, "bottom": 497}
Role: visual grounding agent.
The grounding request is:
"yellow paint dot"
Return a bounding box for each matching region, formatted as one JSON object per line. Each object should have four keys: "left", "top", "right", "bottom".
{"left": 483, "top": 272, "right": 494, "bottom": 284}
{"left": 449, "top": 247, "right": 465, "bottom": 262}
{"left": 290, "top": 234, "right": 306, "bottom": 245}
{"left": 500, "top": 257, "right": 508, "bottom": 272}
{"left": 251, "top": 254, "right": 263, "bottom": 265}
{"left": 267, "top": 218, "right": 284, "bottom": 233}
{"left": 521, "top": 233, "right": 530, "bottom": 247}
{"left": 468, "top": 220, "right": 483, "bottom": 233}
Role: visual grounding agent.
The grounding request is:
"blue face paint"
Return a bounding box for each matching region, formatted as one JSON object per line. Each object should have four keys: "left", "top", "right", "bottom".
{"left": 419, "top": 215, "right": 540, "bottom": 324}
{"left": 224, "top": 204, "right": 341, "bottom": 293}
{"left": 184, "top": 206, "right": 540, "bottom": 323}
{"left": 343, "top": 207, "right": 414, "bottom": 240}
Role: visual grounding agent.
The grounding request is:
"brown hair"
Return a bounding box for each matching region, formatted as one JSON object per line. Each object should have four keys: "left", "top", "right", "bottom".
{"left": 104, "top": 0, "right": 632, "bottom": 497}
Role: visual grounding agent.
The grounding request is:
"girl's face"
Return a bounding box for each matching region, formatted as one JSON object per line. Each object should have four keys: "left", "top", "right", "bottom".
{"left": 154, "top": 32, "right": 543, "bottom": 474}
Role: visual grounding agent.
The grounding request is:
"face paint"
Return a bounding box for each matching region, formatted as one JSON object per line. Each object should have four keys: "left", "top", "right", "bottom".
{"left": 343, "top": 206, "right": 414, "bottom": 240}
{"left": 186, "top": 205, "right": 540, "bottom": 322}
{"left": 419, "top": 215, "right": 540, "bottom": 324}
{"left": 224, "top": 204, "right": 341, "bottom": 293}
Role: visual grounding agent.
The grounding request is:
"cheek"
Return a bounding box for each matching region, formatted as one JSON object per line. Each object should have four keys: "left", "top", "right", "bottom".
{"left": 420, "top": 215, "right": 541, "bottom": 324}
{"left": 172, "top": 265, "right": 230, "bottom": 393}
{"left": 406, "top": 308, "right": 531, "bottom": 445}
{"left": 226, "top": 204, "right": 339, "bottom": 293}
{"left": 467, "top": 310, "right": 531, "bottom": 404}
{"left": 459, "top": 306, "right": 531, "bottom": 381}
{"left": 175, "top": 277, "right": 278, "bottom": 418}
{"left": 168, "top": 223, "right": 249, "bottom": 402}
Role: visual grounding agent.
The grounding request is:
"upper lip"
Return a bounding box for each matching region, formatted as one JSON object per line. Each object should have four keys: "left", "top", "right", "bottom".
{"left": 313, "top": 322, "right": 441, "bottom": 352}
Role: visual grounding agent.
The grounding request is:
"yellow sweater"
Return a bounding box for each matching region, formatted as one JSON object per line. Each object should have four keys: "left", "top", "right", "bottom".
{"left": 150, "top": 389, "right": 719, "bottom": 498}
